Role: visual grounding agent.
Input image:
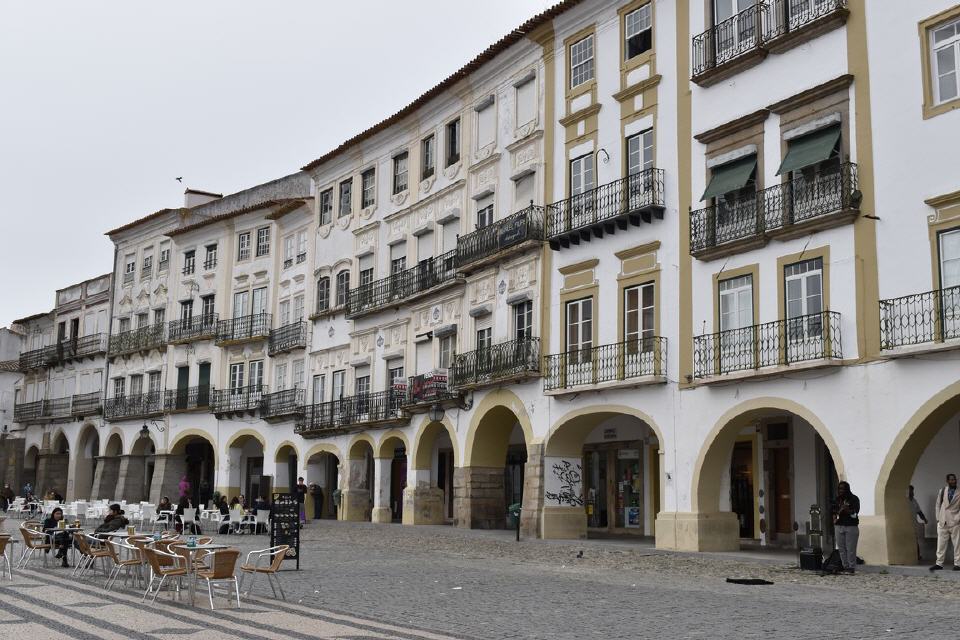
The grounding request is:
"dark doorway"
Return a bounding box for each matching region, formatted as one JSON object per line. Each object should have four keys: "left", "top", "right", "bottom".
{"left": 184, "top": 440, "right": 214, "bottom": 507}
{"left": 772, "top": 447, "right": 792, "bottom": 535}
{"left": 438, "top": 449, "right": 454, "bottom": 520}
{"left": 504, "top": 445, "right": 527, "bottom": 515}
{"left": 730, "top": 441, "right": 755, "bottom": 538}
{"left": 390, "top": 448, "right": 407, "bottom": 522}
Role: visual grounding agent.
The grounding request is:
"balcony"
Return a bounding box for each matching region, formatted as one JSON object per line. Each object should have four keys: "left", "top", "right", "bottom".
{"left": 104, "top": 391, "right": 165, "bottom": 421}
{"left": 880, "top": 286, "right": 960, "bottom": 352}
{"left": 71, "top": 392, "right": 103, "bottom": 417}
{"left": 211, "top": 384, "right": 265, "bottom": 416}
{"left": 400, "top": 371, "right": 460, "bottom": 410}
{"left": 168, "top": 314, "right": 219, "bottom": 344}
{"left": 17, "top": 345, "right": 57, "bottom": 372}
{"left": 164, "top": 386, "right": 212, "bottom": 413}
{"left": 690, "top": 163, "right": 858, "bottom": 259}
{"left": 692, "top": 0, "right": 849, "bottom": 86}
{"left": 543, "top": 337, "right": 667, "bottom": 393}
{"left": 262, "top": 388, "right": 306, "bottom": 421}
{"left": 546, "top": 170, "right": 664, "bottom": 250}
{"left": 56, "top": 333, "right": 108, "bottom": 364}
{"left": 451, "top": 336, "right": 540, "bottom": 390}
{"left": 215, "top": 313, "right": 272, "bottom": 346}
{"left": 346, "top": 251, "right": 460, "bottom": 318}
{"left": 14, "top": 394, "right": 102, "bottom": 423}
{"left": 108, "top": 323, "right": 167, "bottom": 358}
{"left": 295, "top": 390, "right": 408, "bottom": 438}
{"left": 693, "top": 311, "right": 842, "bottom": 380}
{"left": 455, "top": 205, "right": 544, "bottom": 273}
{"left": 268, "top": 320, "right": 307, "bottom": 356}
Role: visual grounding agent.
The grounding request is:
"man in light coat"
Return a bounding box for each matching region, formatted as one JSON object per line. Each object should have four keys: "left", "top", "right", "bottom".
{"left": 930, "top": 473, "right": 960, "bottom": 571}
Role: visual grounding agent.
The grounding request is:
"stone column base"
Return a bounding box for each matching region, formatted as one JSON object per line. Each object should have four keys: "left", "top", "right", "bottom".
{"left": 402, "top": 486, "right": 444, "bottom": 525}
{"left": 454, "top": 466, "right": 505, "bottom": 529}
{"left": 654, "top": 511, "right": 740, "bottom": 552}
{"left": 340, "top": 489, "right": 371, "bottom": 522}
{"left": 371, "top": 506, "right": 392, "bottom": 524}
{"left": 541, "top": 505, "right": 587, "bottom": 540}
{"left": 857, "top": 514, "right": 911, "bottom": 566}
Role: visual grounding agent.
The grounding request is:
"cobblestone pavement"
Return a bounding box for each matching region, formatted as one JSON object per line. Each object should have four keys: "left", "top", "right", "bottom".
{"left": 2, "top": 518, "right": 958, "bottom": 639}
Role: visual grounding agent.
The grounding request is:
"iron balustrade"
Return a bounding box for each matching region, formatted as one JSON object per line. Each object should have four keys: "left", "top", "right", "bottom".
{"left": 268, "top": 320, "right": 307, "bottom": 356}
{"left": 168, "top": 314, "right": 219, "bottom": 342}
{"left": 203, "top": 257, "right": 217, "bottom": 270}
{"left": 13, "top": 400, "right": 44, "bottom": 422}
{"left": 216, "top": 313, "right": 272, "bottom": 344}
{"left": 690, "top": 196, "right": 763, "bottom": 254}
{"left": 56, "top": 333, "right": 108, "bottom": 362}
{"left": 296, "top": 252, "right": 307, "bottom": 264}
{"left": 543, "top": 337, "right": 667, "bottom": 391}
{"left": 766, "top": 0, "right": 848, "bottom": 40}
{"left": 546, "top": 170, "right": 665, "bottom": 240}
{"left": 403, "top": 371, "right": 457, "bottom": 406}
{"left": 451, "top": 336, "right": 540, "bottom": 388}
{"left": 108, "top": 323, "right": 167, "bottom": 356}
{"left": 71, "top": 392, "right": 103, "bottom": 417}
{"left": 693, "top": 311, "right": 842, "bottom": 378}
{"left": 104, "top": 391, "right": 165, "bottom": 420}
{"left": 211, "top": 384, "right": 265, "bottom": 414}
{"left": 283, "top": 258, "right": 294, "bottom": 269}
{"left": 455, "top": 205, "right": 545, "bottom": 269}
{"left": 17, "top": 345, "right": 58, "bottom": 372}
{"left": 164, "top": 385, "right": 212, "bottom": 412}
{"left": 295, "top": 389, "right": 406, "bottom": 434}
{"left": 880, "top": 286, "right": 960, "bottom": 349}
{"left": 262, "top": 388, "right": 306, "bottom": 419}
{"left": 15, "top": 394, "right": 103, "bottom": 422}
{"left": 346, "top": 251, "right": 458, "bottom": 317}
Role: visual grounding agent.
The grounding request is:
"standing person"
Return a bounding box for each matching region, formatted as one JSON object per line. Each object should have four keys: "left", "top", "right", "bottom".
{"left": 0, "top": 483, "right": 14, "bottom": 512}
{"left": 832, "top": 481, "right": 861, "bottom": 574}
{"left": 178, "top": 475, "right": 191, "bottom": 500}
{"left": 199, "top": 478, "right": 211, "bottom": 508}
{"left": 930, "top": 473, "right": 960, "bottom": 571}
{"left": 310, "top": 482, "right": 324, "bottom": 520}
{"left": 908, "top": 485, "right": 929, "bottom": 561}
{"left": 295, "top": 477, "right": 308, "bottom": 525}
{"left": 22, "top": 481, "right": 32, "bottom": 498}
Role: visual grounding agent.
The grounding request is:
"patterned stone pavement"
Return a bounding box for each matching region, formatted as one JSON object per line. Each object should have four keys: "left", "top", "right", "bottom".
{"left": 1, "top": 518, "right": 958, "bottom": 639}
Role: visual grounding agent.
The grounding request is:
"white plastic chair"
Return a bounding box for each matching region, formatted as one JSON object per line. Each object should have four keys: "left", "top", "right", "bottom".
{"left": 228, "top": 508, "right": 247, "bottom": 534}
{"left": 178, "top": 508, "right": 200, "bottom": 534}
{"left": 254, "top": 510, "right": 270, "bottom": 535}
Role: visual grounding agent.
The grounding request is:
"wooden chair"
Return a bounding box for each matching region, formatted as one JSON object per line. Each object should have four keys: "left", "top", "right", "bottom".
{"left": 74, "top": 534, "right": 111, "bottom": 578}
{"left": 104, "top": 539, "right": 142, "bottom": 591}
{"left": 141, "top": 547, "right": 187, "bottom": 603}
{"left": 0, "top": 534, "right": 13, "bottom": 580}
{"left": 196, "top": 548, "right": 241, "bottom": 609}
{"left": 239, "top": 545, "right": 289, "bottom": 600}
{"left": 17, "top": 523, "right": 50, "bottom": 569}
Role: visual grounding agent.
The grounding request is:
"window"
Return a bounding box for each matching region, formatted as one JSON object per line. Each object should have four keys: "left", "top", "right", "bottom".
{"left": 204, "top": 244, "right": 217, "bottom": 269}
{"left": 332, "top": 370, "right": 345, "bottom": 400}
{"left": 153, "top": 308, "right": 165, "bottom": 325}
{"left": 312, "top": 374, "right": 326, "bottom": 403}
{"left": 293, "top": 360, "right": 305, "bottom": 389}
{"left": 355, "top": 374, "right": 370, "bottom": 397}
{"left": 319, "top": 188, "right": 333, "bottom": 225}
{"left": 625, "top": 4, "right": 652, "bottom": 60}
{"left": 476, "top": 99, "right": 495, "bottom": 149}
{"left": 297, "top": 230, "right": 308, "bottom": 263}
{"left": 142, "top": 254, "right": 153, "bottom": 278}
{"left": 476, "top": 196, "right": 494, "bottom": 229}
{"left": 713, "top": 0, "right": 758, "bottom": 58}
{"left": 158, "top": 247, "right": 170, "bottom": 271}
{"left": 438, "top": 334, "right": 456, "bottom": 369}
{"left": 361, "top": 168, "right": 376, "bottom": 208}
{"left": 284, "top": 235, "right": 295, "bottom": 267}
{"left": 201, "top": 295, "right": 215, "bottom": 320}
{"left": 360, "top": 266, "right": 374, "bottom": 286}
{"left": 182, "top": 250, "right": 195, "bottom": 275}
{"left": 249, "top": 360, "right": 264, "bottom": 388}
{"left": 515, "top": 172, "right": 536, "bottom": 209}
{"left": 702, "top": 155, "right": 758, "bottom": 232}
{"left": 719, "top": 274, "right": 754, "bottom": 332}
{"left": 316, "top": 277, "right": 330, "bottom": 311}
{"left": 180, "top": 300, "right": 194, "bottom": 321}
{"left": 279, "top": 300, "right": 291, "bottom": 326}
{"left": 229, "top": 363, "right": 245, "bottom": 391}
{"left": 785, "top": 258, "right": 823, "bottom": 321}
{"left": 513, "top": 300, "right": 533, "bottom": 339}
{"left": 136, "top": 312, "right": 149, "bottom": 328}
{"left": 570, "top": 154, "right": 596, "bottom": 196}
{"left": 129, "top": 374, "right": 143, "bottom": 397}
{"left": 566, "top": 298, "right": 593, "bottom": 357}
{"left": 516, "top": 76, "right": 536, "bottom": 127}
{"left": 940, "top": 228, "right": 960, "bottom": 289}
{"left": 293, "top": 294, "right": 304, "bottom": 320}
{"left": 627, "top": 129, "right": 654, "bottom": 175}
{"left": 446, "top": 118, "right": 461, "bottom": 167}
{"left": 252, "top": 287, "right": 267, "bottom": 315}
{"left": 476, "top": 327, "right": 492, "bottom": 351}
{"left": 112, "top": 377, "right": 125, "bottom": 398}
{"left": 256, "top": 227, "right": 270, "bottom": 257}
{"left": 624, "top": 283, "right": 655, "bottom": 351}
{"left": 570, "top": 35, "right": 595, "bottom": 89}
{"left": 148, "top": 371, "right": 162, "bottom": 394}
{"left": 339, "top": 179, "right": 353, "bottom": 217}
{"left": 393, "top": 152, "right": 408, "bottom": 194}
{"left": 931, "top": 16, "right": 960, "bottom": 104}
{"left": 275, "top": 363, "right": 287, "bottom": 390}
{"left": 238, "top": 232, "right": 251, "bottom": 261}
{"left": 335, "top": 270, "right": 350, "bottom": 307}
{"left": 389, "top": 365, "right": 405, "bottom": 388}
{"left": 233, "top": 290, "right": 249, "bottom": 317}
{"left": 390, "top": 242, "right": 406, "bottom": 276}
{"left": 124, "top": 256, "right": 135, "bottom": 283}
{"left": 421, "top": 135, "right": 435, "bottom": 180}
{"left": 118, "top": 317, "right": 131, "bottom": 333}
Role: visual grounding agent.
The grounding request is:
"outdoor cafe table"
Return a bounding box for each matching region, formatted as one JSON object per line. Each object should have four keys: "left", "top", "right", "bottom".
{"left": 169, "top": 542, "right": 229, "bottom": 606}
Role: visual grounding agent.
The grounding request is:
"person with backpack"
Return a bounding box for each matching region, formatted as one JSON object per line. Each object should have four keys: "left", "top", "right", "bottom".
{"left": 930, "top": 473, "right": 960, "bottom": 571}
{"left": 831, "top": 481, "right": 860, "bottom": 574}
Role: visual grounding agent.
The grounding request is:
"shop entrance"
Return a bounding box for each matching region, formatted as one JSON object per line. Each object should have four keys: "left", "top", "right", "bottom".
{"left": 730, "top": 440, "right": 755, "bottom": 538}
{"left": 583, "top": 435, "right": 659, "bottom": 534}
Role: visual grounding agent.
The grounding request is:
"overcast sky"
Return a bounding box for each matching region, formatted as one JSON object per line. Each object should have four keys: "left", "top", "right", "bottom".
{"left": 0, "top": 0, "right": 549, "bottom": 327}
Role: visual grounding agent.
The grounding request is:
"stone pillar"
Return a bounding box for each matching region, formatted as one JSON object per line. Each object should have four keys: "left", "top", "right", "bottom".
{"left": 36, "top": 452, "right": 69, "bottom": 498}
{"left": 520, "top": 443, "right": 544, "bottom": 539}
{"left": 402, "top": 469, "right": 444, "bottom": 525}
{"left": 371, "top": 457, "right": 392, "bottom": 524}
{"left": 654, "top": 512, "right": 740, "bottom": 552}
{"left": 454, "top": 466, "right": 505, "bottom": 529}
{"left": 0, "top": 437, "right": 25, "bottom": 489}
{"left": 341, "top": 457, "right": 371, "bottom": 522}
{"left": 89, "top": 456, "right": 121, "bottom": 500}
{"left": 115, "top": 455, "right": 148, "bottom": 503}
{"left": 149, "top": 453, "right": 188, "bottom": 505}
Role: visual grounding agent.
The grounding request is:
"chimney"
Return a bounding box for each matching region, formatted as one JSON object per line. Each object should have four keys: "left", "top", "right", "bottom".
{"left": 184, "top": 188, "right": 223, "bottom": 208}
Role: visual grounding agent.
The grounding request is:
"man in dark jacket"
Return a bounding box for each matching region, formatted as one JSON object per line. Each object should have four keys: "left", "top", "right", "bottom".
{"left": 832, "top": 481, "right": 861, "bottom": 574}
{"left": 295, "top": 477, "right": 308, "bottom": 525}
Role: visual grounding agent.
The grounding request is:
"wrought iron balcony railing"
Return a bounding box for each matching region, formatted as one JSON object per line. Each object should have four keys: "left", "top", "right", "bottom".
{"left": 56, "top": 333, "right": 108, "bottom": 363}
{"left": 215, "top": 313, "right": 272, "bottom": 345}
{"left": 455, "top": 205, "right": 544, "bottom": 270}
{"left": 262, "top": 388, "right": 306, "bottom": 419}
{"left": 880, "top": 286, "right": 960, "bottom": 350}
{"left": 108, "top": 323, "right": 167, "bottom": 357}
{"left": 104, "top": 391, "right": 165, "bottom": 420}
{"left": 546, "top": 170, "right": 664, "bottom": 247}
{"left": 164, "top": 385, "right": 212, "bottom": 412}
{"left": 295, "top": 389, "right": 407, "bottom": 435}
{"left": 17, "top": 345, "right": 57, "bottom": 372}
{"left": 71, "top": 392, "right": 103, "bottom": 417}
{"left": 168, "top": 314, "right": 219, "bottom": 343}
{"left": 15, "top": 393, "right": 102, "bottom": 422}
{"left": 211, "top": 384, "right": 266, "bottom": 414}
{"left": 451, "top": 336, "right": 540, "bottom": 389}
{"left": 766, "top": 0, "right": 849, "bottom": 41}
{"left": 543, "top": 337, "right": 667, "bottom": 391}
{"left": 14, "top": 400, "right": 44, "bottom": 422}
{"left": 268, "top": 320, "right": 307, "bottom": 356}
{"left": 694, "top": 311, "right": 842, "bottom": 378}
{"left": 346, "top": 251, "right": 458, "bottom": 318}
{"left": 690, "top": 163, "right": 858, "bottom": 256}
{"left": 401, "top": 371, "right": 458, "bottom": 406}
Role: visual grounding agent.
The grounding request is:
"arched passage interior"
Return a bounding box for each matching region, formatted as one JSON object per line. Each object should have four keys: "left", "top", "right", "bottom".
{"left": 73, "top": 425, "right": 100, "bottom": 500}
{"left": 409, "top": 420, "right": 458, "bottom": 524}
{"left": 38, "top": 432, "right": 70, "bottom": 498}
{"left": 274, "top": 444, "right": 298, "bottom": 496}
{"left": 22, "top": 446, "right": 39, "bottom": 494}
{"left": 226, "top": 434, "right": 266, "bottom": 505}
{"left": 163, "top": 434, "right": 215, "bottom": 507}
{"left": 127, "top": 434, "right": 156, "bottom": 503}
{"left": 373, "top": 433, "right": 408, "bottom": 524}
{"left": 343, "top": 438, "right": 375, "bottom": 522}
{"left": 305, "top": 447, "right": 340, "bottom": 519}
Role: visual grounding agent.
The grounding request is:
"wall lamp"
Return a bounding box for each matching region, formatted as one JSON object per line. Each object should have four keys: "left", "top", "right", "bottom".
{"left": 139, "top": 419, "right": 166, "bottom": 440}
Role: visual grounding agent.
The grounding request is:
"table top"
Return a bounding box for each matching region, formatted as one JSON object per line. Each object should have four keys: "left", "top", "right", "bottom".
{"left": 44, "top": 526, "right": 83, "bottom": 532}
{"left": 97, "top": 532, "right": 134, "bottom": 538}
{"left": 172, "top": 542, "right": 229, "bottom": 551}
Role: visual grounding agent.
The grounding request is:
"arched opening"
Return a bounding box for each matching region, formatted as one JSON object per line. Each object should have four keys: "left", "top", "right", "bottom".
{"left": 691, "top": 401, "right": 843, "bottom": 552}
{"left": 53, "top": 432, "right": 69, "bottom": 454}
{"left": 169, "top": 434, "right": 215, "bottom": 507}
{"left": 543, "top": 409, "right": 662, "bottom": 540}
{"left": 462, "top": 403, "right": 531, "bottom": 530}
{"left": 129, "top": 434, "right": 156, "bottom": 503}
{"left": 343, "top": 438, "right": 375, "bottom": 522}
{"left": 274, "top": 444, "right": 299, "bottom": 495}
{"left": 38, "top": 432, "right": 70, "bottom": 498}
{"left": 373, "top": 432, "right": 408, "bottom": 524}
{"left": 23, "top": 445, "right": 39, "bottom": 494}
{"left": 226, "top": 433, "right": 267, "bottom": 506}
{"left": 409, "top": 420, "right": 459, "bottom": 524}
{"left": 73, "top": 425, "right": 100, "bottom": 500}
{"left": 305, "top": 446, "right": 340, "bottom": 519}
{"left": 874, "top": 385, "right": 960, "bottom": 565}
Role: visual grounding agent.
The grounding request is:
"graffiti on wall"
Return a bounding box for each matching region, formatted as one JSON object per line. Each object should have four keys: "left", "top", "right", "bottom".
{"left": 544, "top": 458, "right": 584, "bottom": 506}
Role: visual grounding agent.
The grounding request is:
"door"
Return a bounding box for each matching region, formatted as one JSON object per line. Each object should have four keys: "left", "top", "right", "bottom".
{"left": 772, "top": 448, "right": 793, "bottom": 536}
{"left": 940, "top": 229, "right": 960, "bottom": 339}
{"left": 390, "top": 452, "right": 407, "bottom": 522}
{"left": 784, "top": 258, "right": 824, "bottom": 361}
{"left": 233, "top": 291, "right": 249, "bottom": 317}
{"left": 246, "top": 457, "right": 264, "bottom": 502}
{"left": 626, "top": 129, "right": 654, "bottom": 210}
{"left": 569, "top": 154, "right": 596, "bottom": 228}
{"left": 176, "top": 366, "right": 189, "bottom": 410}
{"left": 730, "top": 441, "right": 755, "bottom": 538}
{"left": 565, "top": 297, "right": 594, "bottom": 384}
{"left": 585, "top": 449, "right": 608, "bottom": 529}
{"left": 252, "top": 287, "right": 268, "bottom": 335}
{"left": 714, "top": 0, "right": 759, "bottom": 63}
{"left": 197, "top": 362, "right": 211, "bottom": 406}
{"left": 438, "top": 450, "right": 454, "bottom": 521}
{"left": 624, "top": 283, "right": 656, "bottom": 377}
{"left": 718, "top": 275, "right": 754, "bottom": 371}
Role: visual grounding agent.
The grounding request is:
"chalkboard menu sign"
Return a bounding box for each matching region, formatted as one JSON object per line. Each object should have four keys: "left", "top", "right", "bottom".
{"left": 271, "top": 492, "right": 300, "bottom": 570}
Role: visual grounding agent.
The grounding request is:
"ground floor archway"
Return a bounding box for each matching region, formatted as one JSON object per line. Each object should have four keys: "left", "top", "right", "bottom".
{"left": 305, "top": 445, "right": 340, "bottom": 519}
{"left": 226, "top": 432, "right": 267, "bottom": 507}
{"left": 73, "top": 425, "right": 99, "bottom": 500}
{"left": 372, "top": 431, "right": 408, "bottom": 524}
{"left": 343, "top": 437, "right": 375, "bottom": 522}
{"left": 274, "top": 443, "right": 299, "bottom": 496}
{"left": 406, "top": 419, "right": 458, "bottom": 525}
{"left": 153, "top": 433, "right": 215, "bottom": 506}
{"left": 22, "top": 445, "right": 38, "bottom": 494}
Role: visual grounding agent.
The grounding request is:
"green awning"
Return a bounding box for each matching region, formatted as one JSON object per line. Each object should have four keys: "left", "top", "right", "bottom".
{"left": 776, "top": 125, "right": 841, "bottom": 175}
{"left": 700, "top": 156, "right": 757, "bottom": 201}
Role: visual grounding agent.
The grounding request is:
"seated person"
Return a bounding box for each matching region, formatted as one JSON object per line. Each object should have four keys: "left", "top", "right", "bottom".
{"left": 41, "top": 506, "right": 73, "bottom": 567}
{"left": 94, "top": 504, "right": 129, "bottom": 534}
{"left": 175, "top": 496, "right": 200, "bottom": 534}
{"left": 253, "top": 496, "right": 269, "bottom": 512}
{"left": 217, "top": 497, "right": 231, "bottom": 534}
